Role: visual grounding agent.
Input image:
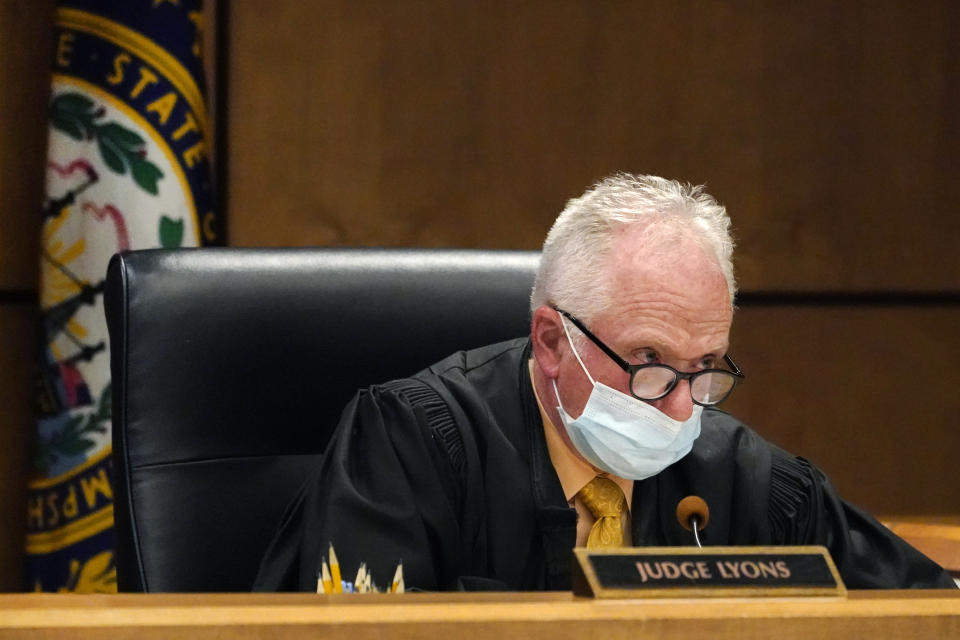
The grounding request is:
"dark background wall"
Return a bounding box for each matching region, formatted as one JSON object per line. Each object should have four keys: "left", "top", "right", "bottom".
{"left": 1, "top": 0, "right": 54, "bottom": 591}
{"left": 1, "top": 0, "right": 957, "bottom": 589}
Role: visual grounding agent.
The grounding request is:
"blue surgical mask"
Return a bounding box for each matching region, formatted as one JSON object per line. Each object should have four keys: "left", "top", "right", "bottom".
{"left": 553, "top": 317, "right": 702, "bottom": 480}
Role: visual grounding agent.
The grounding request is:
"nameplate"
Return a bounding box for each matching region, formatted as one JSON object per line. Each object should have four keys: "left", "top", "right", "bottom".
{"left": 572, "top": 546, "right": 846, "bottom": 598}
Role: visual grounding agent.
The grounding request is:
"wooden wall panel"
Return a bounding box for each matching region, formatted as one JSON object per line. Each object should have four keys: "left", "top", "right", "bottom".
{"left": 0, "top": 308, "right": 35, "bottom": 591}
{"left": 0, "top": 0, "right": 52, "bottom": 290}
{"left": 724, "top": 307, "right": 960, "bottom": 515}
{"left": 225, "top": 0, "right": 959, "bottom": 292}
{"left": 747, "top": 2, "right": 960, "bottom": 292}
{"left": 0, "top": 0, "right": 55, "bottom": 591}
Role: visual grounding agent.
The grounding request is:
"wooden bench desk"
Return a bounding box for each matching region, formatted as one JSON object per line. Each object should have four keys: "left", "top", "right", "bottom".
{"left": 1, "top": 591, "right": 959, "bottom": 639}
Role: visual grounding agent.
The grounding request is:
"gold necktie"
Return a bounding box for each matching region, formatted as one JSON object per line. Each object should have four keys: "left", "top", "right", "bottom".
{"left": 577, "top": 475, "right": 626, "bottom": 548}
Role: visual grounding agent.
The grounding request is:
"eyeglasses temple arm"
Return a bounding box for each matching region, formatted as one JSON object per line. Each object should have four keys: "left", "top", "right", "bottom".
{"left": 551, "top": 306, "right": 632, "bottom": 372}
{"left": 723, "top": 354, "right": 745, "bottom": 378}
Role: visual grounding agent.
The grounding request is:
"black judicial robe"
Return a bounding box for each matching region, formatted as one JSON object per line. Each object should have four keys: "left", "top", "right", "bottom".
{"left": 253, "top": 338, "right": 954, "bottom": 591}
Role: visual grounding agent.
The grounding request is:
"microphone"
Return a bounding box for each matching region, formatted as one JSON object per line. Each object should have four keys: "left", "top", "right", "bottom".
{"left": 676, "top": 495, "right": 710, "bottom": 548}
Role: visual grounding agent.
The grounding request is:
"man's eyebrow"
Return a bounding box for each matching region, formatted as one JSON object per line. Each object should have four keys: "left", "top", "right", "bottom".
{"left": 700, "top": 345, "right": 730, "bottom": 358}
{"left": 628, "top": 343, "right": 729, "bottom": 361}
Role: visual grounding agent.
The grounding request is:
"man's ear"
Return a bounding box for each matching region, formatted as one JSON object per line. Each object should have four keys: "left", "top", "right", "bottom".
{"left": 530, "top": 306, "right": 564, "bottom": 378}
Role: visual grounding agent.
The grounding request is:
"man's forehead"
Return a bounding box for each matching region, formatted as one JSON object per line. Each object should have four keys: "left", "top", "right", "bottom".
{"left": 598, "top": 235, "right": 734, "bottom": 358}
{"left": 613, "top": 310, "right": 732, "bottom": 355}
{"left": 606, "top": 258, "right": 732, "bottom": 316}
{"left": 609, "top": 231, "right": 725, "bottom": 289}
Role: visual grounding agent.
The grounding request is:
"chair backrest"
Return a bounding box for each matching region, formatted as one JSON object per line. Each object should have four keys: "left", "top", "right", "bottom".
{"left": 105, "top": 247, "right": 540, "bottom": 592}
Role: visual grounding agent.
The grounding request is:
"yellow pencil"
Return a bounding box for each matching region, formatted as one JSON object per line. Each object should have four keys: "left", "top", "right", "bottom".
{"left": 329, "top": 544, "right": 343, "bottom": 593}
{"left": 316, "top": 570, "right": 325, "bottom": 594}
{"left": 321, "top": 559, "right": 333, "bottom": 594}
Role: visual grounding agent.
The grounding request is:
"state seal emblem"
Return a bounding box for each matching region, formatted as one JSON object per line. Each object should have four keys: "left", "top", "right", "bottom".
{"left": 27, "top": 0, "right": 217, "bottom": 592}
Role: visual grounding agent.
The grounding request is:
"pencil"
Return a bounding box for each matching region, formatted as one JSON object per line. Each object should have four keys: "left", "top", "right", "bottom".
{"left": 329, "top": 543, "right": 343, "bottom": 594}
{"left": 391, "top": 562, "right": 404, "bottom": 594}
{"left": 355, "top": 563, "right": 366, "bottom": 593}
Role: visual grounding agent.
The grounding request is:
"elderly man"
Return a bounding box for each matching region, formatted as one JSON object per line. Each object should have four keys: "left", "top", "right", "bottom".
{"left": 254, "top": 174, "right": 953, "bottom": 591}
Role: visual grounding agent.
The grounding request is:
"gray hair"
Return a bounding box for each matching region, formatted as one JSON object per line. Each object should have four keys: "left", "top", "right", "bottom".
{"left": 530, "top": 173, "right": 736, "bottom": 322}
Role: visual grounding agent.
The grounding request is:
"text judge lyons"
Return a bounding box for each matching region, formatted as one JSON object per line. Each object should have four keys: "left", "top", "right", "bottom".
{"left": 254, "top": 173, "right": 955, "bottom": 591}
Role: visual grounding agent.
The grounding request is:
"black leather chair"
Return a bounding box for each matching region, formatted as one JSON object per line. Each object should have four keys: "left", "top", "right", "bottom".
{"left": 105, "top": 247, "right": 540, "bottom": 592}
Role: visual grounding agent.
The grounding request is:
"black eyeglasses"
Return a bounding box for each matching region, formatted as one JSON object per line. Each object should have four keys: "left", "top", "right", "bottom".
{"left": 553, "top": 307, "right": 744, "bottom": 406}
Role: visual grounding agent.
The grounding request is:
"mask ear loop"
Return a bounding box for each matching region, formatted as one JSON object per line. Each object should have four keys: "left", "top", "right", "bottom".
{"left": 557, "top": 311, "right": 596, "bottom": 385}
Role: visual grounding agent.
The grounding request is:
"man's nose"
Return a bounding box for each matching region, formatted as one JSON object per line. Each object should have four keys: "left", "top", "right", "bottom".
{"left": 652, "top": 379, "right": 695, "bottom": 421}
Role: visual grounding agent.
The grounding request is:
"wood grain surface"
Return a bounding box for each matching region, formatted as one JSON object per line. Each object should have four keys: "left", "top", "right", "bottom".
{"left": 0, "top": 307, "right": 36, "bottom": 591}
{"left": 224, "top": 0, "right": 960, "bottom": 293}
{"left": 0, "top": 591, "right": 958, "bottom": 639}
{"left": 0, "top": 0, "right": 53, "bottom": 290}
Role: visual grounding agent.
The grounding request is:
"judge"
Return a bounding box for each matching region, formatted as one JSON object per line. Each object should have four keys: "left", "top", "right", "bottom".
{"left": 254, "top": 173, "right": 954, "bottom": 591}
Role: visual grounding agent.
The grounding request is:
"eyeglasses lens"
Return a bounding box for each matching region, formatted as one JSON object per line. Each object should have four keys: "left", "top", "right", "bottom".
{"left": 631, "top": 366, "right": 676, "bottom": 399}
{"left": 691, "top": 371, "right": 736, "bottom": 405}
